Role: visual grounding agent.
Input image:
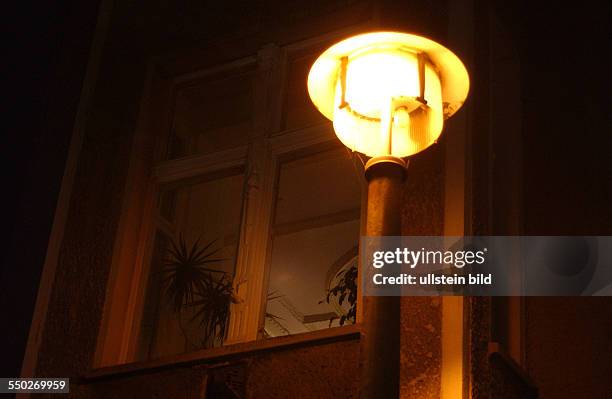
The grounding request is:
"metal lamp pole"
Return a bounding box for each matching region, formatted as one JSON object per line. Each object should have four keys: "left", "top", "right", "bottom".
{"left": 360, "top": 157, "right": 406, "bottom": 398}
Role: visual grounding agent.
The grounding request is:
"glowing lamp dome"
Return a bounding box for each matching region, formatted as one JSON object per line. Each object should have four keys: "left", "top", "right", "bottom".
{"left": 308, "top": 32, "right": 470, "bottom": 158}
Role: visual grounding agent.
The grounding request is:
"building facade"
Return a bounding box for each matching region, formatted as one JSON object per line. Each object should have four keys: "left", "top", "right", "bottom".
{"left": 18, "top": 1, "right": 612, "bottom": 398}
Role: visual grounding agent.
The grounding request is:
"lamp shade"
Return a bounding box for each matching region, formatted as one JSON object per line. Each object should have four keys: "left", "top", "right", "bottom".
{"left": 308, "top": 32, "right": 469, "bottom": 158}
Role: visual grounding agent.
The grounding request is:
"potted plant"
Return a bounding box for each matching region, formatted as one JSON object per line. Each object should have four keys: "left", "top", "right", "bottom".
{"left": 161, "top": 234, "right": 238, "bottom": 348}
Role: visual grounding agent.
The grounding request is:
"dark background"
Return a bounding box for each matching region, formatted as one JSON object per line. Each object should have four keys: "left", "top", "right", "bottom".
{"left": 2, "top": 0, "right": 610, "bottom": 381}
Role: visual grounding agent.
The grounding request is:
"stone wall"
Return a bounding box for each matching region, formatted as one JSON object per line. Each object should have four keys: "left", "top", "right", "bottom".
{"left": 73, "top": 337, "right": 359, "bottom": 399}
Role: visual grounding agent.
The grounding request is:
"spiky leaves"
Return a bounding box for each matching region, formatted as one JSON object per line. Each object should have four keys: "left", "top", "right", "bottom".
{"left": 188, "top": 275, "right": 235, "bottom": 345}
{"left": 161, "top": 234, "right": 226, "bottom": 313}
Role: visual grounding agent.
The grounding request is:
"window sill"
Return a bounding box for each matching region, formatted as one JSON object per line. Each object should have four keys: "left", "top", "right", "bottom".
{"left": 83, "top": 324, "right": 360, "bottom": 382}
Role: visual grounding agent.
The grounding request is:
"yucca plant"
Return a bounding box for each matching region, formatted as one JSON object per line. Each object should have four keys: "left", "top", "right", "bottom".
{"left": 188, "top": 274, "right": 239, "bottom": 346}
{"left": 161, "top": 234, "right": 235, "bottom": 347}
{"left": 161, "top": 234, "right": 226, "bottom": 312}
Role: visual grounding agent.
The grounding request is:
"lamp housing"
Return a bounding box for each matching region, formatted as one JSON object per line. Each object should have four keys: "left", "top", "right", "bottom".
{"left": 308, "top": 32, "right": 469, "bottom": 158}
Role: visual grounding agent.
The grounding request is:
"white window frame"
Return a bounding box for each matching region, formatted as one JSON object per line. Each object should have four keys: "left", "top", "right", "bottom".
{"left": 94, "top": 33, "right": 366, "bottom": 367}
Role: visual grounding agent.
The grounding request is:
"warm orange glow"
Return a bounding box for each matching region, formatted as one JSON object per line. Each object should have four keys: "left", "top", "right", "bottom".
{"left": 308, "top": 32, "right": 470, "bottom": 158}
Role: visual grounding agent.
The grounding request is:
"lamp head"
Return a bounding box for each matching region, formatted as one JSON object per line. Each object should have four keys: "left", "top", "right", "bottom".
{"left": 308, "top": 32, "right": 469, "bottom": 158}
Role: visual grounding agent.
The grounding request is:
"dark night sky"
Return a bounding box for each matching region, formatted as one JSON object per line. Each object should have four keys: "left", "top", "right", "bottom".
{"left": 3, "top": 0, "right": 100, "bottom": 379}
{"left": 2, "top": 0, "right": 611, "bottom": 380}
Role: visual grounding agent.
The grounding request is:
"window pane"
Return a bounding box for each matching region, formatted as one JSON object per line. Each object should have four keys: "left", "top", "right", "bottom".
{"left": 137, "top": 171, "right": 245, "bottom": 360}
{"left": 283, "top": 54, "right": 328, "bottom": 131}
{"left": 167, "top": 73, "right": 253, "bottom": 159}
{"left": 265, "top": 148, "right": 361, "bottom": 337}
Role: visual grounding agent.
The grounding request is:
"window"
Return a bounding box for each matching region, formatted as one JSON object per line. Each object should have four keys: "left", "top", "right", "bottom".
{"left": 168, "top": 73, "right": 253, "bottom": 159}
{"left": 137, "top": 170, "right": 246, "bottom": 360}
{"left": 96, "top": 37, "right": 365, "bottom": 366}
{"left": 264, "top": 148, "right": 361, "bottom": 337}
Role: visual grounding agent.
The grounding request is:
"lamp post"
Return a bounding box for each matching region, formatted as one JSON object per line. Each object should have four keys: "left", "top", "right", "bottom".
{"left": 308, "top": 32, "right": 469, "bottom": 398}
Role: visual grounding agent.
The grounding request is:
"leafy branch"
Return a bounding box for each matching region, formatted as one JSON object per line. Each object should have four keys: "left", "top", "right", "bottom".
{"left": 321, "top": 265, "right": 357, "bottom": 326}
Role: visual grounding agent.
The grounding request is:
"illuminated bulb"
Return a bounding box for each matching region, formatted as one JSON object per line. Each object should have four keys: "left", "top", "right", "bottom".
{"left": 308, "top": 32, "right": 469, "bottom": 158}
{"left": 332, "top": 50, "right": 442, "bottom": 157}
{"left": 344, "top": 49, "right": 419, "bottom": 119}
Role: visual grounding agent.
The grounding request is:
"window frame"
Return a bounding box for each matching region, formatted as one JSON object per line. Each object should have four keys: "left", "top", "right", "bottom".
{"left": 94, "top": 33, "right": 367, "bottom": 368}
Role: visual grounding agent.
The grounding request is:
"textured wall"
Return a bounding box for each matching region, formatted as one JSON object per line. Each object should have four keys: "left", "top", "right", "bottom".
{"left": 489, "top": 354, "right": 536, "bottom": 399}
{"left": 245, "top": 340, "right": 359, "bottom": 399}
{"left": 400, "top": 297, "right": 442, "bottom": 398}
{"left": 70, "top": 338, "right": 359, "bottom": 399}
{"left": 34, "top": 37, "right": 147, "bottom": 378}
{"left": 75, "top": 367, "right": 206, "bottom": 399}
{"left": 468, "top": 297, "right": 492, "bottom": 399}
{"left": 400, "top": 144, "right": 445, "bottom": 397}
{"left": 526, "top": 297, "right": 612, "bottom": 398}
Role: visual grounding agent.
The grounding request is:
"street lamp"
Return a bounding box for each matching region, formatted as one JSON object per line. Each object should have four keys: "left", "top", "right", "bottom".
{"left": 308, "top": 32, "right": 469, "bottom": 398}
